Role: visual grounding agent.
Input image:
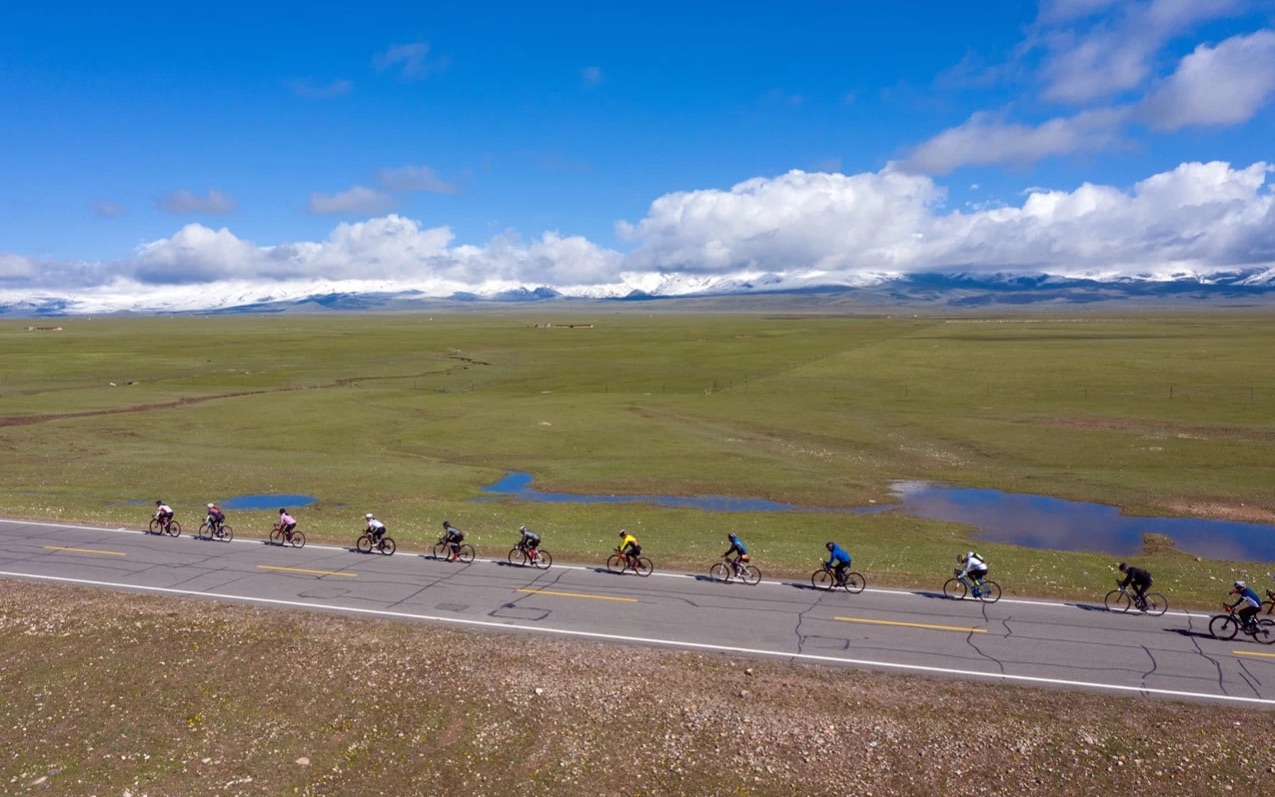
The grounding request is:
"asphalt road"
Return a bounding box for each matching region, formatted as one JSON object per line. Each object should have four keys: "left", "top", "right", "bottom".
{"left": 2, "top": 517, "right": 1273, "bottom": 706}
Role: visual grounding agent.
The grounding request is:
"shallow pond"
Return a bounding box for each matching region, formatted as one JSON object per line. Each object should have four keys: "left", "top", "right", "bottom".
{"left": 221, "top": 494, "right": 318, "bottom": 511}
{"left": 481, "top": 472, "right": 1275, "bottom": 562}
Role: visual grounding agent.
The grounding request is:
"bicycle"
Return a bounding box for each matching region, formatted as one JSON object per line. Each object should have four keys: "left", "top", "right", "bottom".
{"left": 607, "top": 548, "right": 653, "bottom": 577}
{"left": 269, "top": 525, "right": 306, "bottom": 548}
{"left": 811, "top": 562, "right": 865, "bottom": 593}
{"left": 1103, "top": 582, "right": 1167, "bottom": 616}
{"left": 356, "top": 530, "right": 396, "bottom": 556}
{"left": 709, "top": 556, "right": 761, "bottom": 585}
{"left": 943, "top": 571, "right": 1002, "bottom": 603}
{"left": 147, "top": 517, "right": 181, "bottom": 537}
{"left": 1209, "top": 604, "right": 1275, "bottom": 644}
{"left": 507, "top": 542, "right": 553, "bottom": 569}
{"left": 433, "top": 536, "right": 475, "bottom": 563}
{"left": 197, "top": 520, "right": 233, "bottom": 542}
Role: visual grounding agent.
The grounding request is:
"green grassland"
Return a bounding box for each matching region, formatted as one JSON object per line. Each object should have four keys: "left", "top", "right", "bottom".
{"left": 2, "top": 311, "right": 1274, "bottom": 606}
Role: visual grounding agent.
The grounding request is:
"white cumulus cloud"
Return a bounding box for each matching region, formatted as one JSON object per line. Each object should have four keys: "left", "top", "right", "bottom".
{"left": 308, "top": 186, "right": 396, "bottom": 215}
{"left": 1139, "top": 30, "right": 1275, "bottom": 131}
{"left": 156, "top": 189, "right": 237, "bottom": 215}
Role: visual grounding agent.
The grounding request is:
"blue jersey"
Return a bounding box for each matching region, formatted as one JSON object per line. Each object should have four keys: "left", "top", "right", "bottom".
{"left": 1236, "top": 586, "right": 1262, "bottom": 608}
{"left": 826, "top": 544, "right": 851, "bottom": 566}
{"left": 726, "top": 538, "right": 747, "bottom": 556}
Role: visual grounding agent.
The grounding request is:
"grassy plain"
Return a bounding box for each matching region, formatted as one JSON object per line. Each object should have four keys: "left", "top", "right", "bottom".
{"left": 2, "top": 310, "right": 1275, "bottom": 606}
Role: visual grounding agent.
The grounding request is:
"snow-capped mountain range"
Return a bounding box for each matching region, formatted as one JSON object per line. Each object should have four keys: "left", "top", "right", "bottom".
{"left": 4, "top": 268, "right": 1275, "bottom": 316}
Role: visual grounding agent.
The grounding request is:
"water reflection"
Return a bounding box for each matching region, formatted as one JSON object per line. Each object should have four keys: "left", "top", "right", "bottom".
{"left": 221, "top": 494, "right": 318, "bottom": 511}
{"left": 479, "top": 471, "right": 1275, "bottom": 562}
{"left": 890, "top": 481, "right": 1275, "bottom": 562}
{"left": 480, "top": 471, "right": 886, "bottom": 514}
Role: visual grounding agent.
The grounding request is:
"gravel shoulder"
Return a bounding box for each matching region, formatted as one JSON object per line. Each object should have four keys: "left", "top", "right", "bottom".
{"left": 2, "top": 579, "right": 1273, "bottom": 796}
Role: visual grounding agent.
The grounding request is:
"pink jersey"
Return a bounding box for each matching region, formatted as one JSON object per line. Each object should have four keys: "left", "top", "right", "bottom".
{"left": 279, "top": 512, "right": 296, "bottom": 526}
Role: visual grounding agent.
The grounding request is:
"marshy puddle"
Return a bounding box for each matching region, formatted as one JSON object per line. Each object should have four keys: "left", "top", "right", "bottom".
{"left": 480, "top": 471, "right": 1275, "bottom": 562}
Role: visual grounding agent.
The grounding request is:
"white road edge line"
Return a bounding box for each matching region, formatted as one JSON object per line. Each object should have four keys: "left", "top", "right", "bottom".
{"left": 0, "top": 569, "right": 1269, "bottom": 707}
{"left": 5, "top": 518, "right": 1215, "bottom": 619}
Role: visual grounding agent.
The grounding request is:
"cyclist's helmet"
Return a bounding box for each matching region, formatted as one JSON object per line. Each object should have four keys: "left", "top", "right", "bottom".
{"left": 519, "top": 525, "right": 528, "bottom": 533}
{"left": 618, "top": 529, "right": 627, "bottom": 537}
{"left": 365, "top": 513, "right": 374, "bottom": 520}
{"left": 156, "top": 500, "right": 162, "bottom": 506}
{"left": 825, "top": 541, "right": 835, "bottom": 551}
{"left": 1118, "top": 562, "right": 1128, "bottom": 572}
{"left": 442, "top": 520, "right": 452, "bottom": 528}
{"left": 728, "top": 532, "right": 737, "bottom": 541}
{"left": 207, "top": 503, "right": 215, "bottom": 509}
{"left": 957, "top": 553, "right": 967, "bottom": 563}
{"left": 1235, "top": 580, "right": 1247, "bottom": 590}
{"left": 279, "top": 508, "right": 287, "bottom": 514}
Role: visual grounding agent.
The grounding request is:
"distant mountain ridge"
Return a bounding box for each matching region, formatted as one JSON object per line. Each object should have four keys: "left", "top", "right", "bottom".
{"left": 4, "top": 268, "right": 1275, "bottom": 316}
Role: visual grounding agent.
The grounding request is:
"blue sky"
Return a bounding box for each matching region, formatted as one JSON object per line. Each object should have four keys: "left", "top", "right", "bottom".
{"left": 2, "top": 1, "right": 1274, "bottom": 310}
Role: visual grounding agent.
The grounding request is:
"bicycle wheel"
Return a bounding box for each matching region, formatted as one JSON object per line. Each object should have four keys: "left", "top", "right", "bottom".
{"left": 508, "top": 547, "right": 529, "bottom": 567}
{"left": 634, "top": 556, "right": 653, "bottom": 577}
{"left": 841, "top": 571, "right": 866, "bottom": 594}
{"left": 357, "top": 535, "right": 373, "bottom": 554}
{"left": 1257, "top": 619, "right": 1275, "bottom": 645}
{"left": 811, "top": 569, "right": 834, "bottom": 591}
{"left": 1104, "top": 589, "right": 1132, "bottom": 613}
{"left": 147, "top": 519, "right": 161, "bottom": 534}
{"left": 432, "top": 542, "right": 448, "bottom": 560}
{"left": 531, "top": 549, "right": 552, "bottom": 570}
{"left": 978, "top": 581, "right": 1002, "bottom": 604}
{"left": 456, "top": 544, "right": 475, "bottom": 563}
{"left": 943, "top": 578, "right": 968, "bottom": 600}
{"left": 1209, "top": 614, "right": 1239, "bottom": 640}
{"left": 198, "top": 522, "right": 212, "bottom": 539}
{"left": 1142, "top": 593, "right": 1168, "bottom": 617}
{"left": 269, "top": 528, "right": 283, "bottom": 545}
{"left": 379, "top": 537, "right": 396, "bottom": 556}
{"left": 606, "top": 554, "right": 627, "bottom": 574}
{"left": 289, "top": 531, "right": 306, "bottom": 549}
{"left": 709, "top": 562, "right": 731, "bottom": 583}
{"left": 217, "top": 525, "right": 233, "bottom": 542}
{"left": 740, "top": 565, "right": 762, "bottom": 586}
{"left": 166, "top": 521, "right": 181, "bottom": 537}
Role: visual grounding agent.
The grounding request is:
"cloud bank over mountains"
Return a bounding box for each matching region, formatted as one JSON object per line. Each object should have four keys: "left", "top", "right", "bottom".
{"left": 2, "top": 159, "right": 1273, "bottom": 313}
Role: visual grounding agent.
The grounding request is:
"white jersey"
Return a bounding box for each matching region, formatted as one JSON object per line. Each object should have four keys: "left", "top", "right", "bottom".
{"left": 367, "top": 519, "right": 385, "bottom": 531}
{"left": 959, "top": 553, "right": 986, "bottom": 577}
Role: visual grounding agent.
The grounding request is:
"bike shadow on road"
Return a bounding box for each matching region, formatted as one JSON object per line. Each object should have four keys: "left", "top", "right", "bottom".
{"left": 1069, "top": 602, "right": 1115, "bottom": 613}
{"left": 1167, "top": 628, "right": 1220, "bottom": 641}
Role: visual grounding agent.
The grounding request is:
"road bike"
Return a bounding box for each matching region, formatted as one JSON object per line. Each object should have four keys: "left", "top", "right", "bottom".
{"left": 147, "top": 517, "right": 181, "bottom": 537}
{"left": 356, "top": 530, "right": 396, "bottom": 555}
{"left": 508, "top": 543, "right": 552, "bottom": 569}
{"left": 197, "top": 520, "right": 233, "bottom": 542}
{"left": 269, "top": 526, "right": 306, "bottom": 548}
{"left": 607, "top": 548, "right": 653, "bottom": 577}
{"left": 1209, "top": 604, "right": 1275, "bottom": 644}
{"left": 811, "top": 563, "right": 865, "bottom": 593}
{"left": 433, "top": 536, "right": 475, "bottom": 563}
{"left": 709, "top": 557, "right": 761, "bottom": 585}
{"left": 1103, "top": 582, "right": 1167, "bottom": 616}
{"left": 943, "top": 572, "right": 1002, "bottom": 603}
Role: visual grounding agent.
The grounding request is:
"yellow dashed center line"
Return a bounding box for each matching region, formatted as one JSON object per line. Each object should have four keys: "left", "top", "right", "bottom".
{"left": 257, "top": 565, "right": 356, "bottom": 578}
{"left": 835, "top": 616, "right": 986, "bottom": 634}
{"left": 516, "top": 588, "right": 637, "bottom": 603}
{"left": 1233, "top": 650, "right": 1275, "bottom": 659}
{"left": 44, "top": 545, "right": 126, "bottom": 557}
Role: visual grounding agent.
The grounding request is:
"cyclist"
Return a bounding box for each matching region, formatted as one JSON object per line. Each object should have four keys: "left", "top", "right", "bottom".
{"left": 276, "top": 508, "right": 297, "bottom": 542}
{"left": 205, "top": 503, "right": 225, "bottom": 532}
{"left": 1229, "top": 580, "right": 1263, "bottom": 633}
{"left": 1117, "top": 563, "right": 1153, "bottom": 610}
{"left": 824, "top": 541, "right": 852, "bottom": 586}
{"left": 517, "top": 525, "right": 541, "bottom": 557}
{"left": 153, "top": 500, "right": 174, "bottom": 532}
{"left": 956, "top": 551, "right": 989, "bottom": 597}
{"left": 721, "top": 532, "right": 749, "bottom": 579}
{"left": 364, "top": 513, "right": 387, "bottom": 544}
{"left": 617, "top": 529, "right": 641, "bottom": 567}
{"left": 441, "top": 520, "right": 465, "bottom": 561}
